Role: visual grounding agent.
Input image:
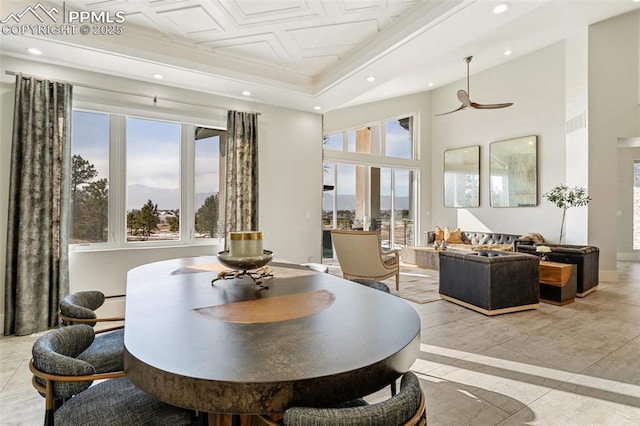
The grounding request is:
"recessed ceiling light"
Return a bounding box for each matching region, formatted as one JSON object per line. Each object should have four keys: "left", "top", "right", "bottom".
{"left": 504, "top": 49, "right": 512, "bottom": 56}
{"left": 27, "top": 48, "right": 42, "bottom": 55}
{"left": 152, "top": 73, "right": 163, "bottom": 79}
{"left": 313, "top": 106, "right": 321, "bottom": 110}
{"left": 428, "top": 82, "right": 434, "bottom": 87}
{"left": 242, "top": 91, "right": 251, "bottom": 96}
{"left": 493, "top": 3, "right": 510, "bottom": 14}
{"left": 366, "top": 76, "right": 376, "bottom": 82}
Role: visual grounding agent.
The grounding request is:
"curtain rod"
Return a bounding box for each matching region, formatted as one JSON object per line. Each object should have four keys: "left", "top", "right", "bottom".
{"left": 4, "top": 70, "right": 261, "bottom": 115}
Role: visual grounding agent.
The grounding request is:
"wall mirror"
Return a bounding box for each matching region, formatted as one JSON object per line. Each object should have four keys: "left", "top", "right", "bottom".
{"left": 444, "top": 145, "right": 480, "bottom": 207}
{"left": 490, "top": 135, "right": 537, "bottom": 207}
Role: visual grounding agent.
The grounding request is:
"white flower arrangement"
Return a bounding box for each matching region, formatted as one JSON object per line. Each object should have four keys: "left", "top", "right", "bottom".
{"left": 536, "top": 245, "right": 551, "bottom": 253}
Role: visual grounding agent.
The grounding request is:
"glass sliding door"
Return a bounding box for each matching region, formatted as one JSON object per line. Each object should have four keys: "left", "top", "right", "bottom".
{"left": 323, "top": 162, "right": 417, "bottom": 256}
{"left": 394, "top": 169, "right": 415, "bottom": 248}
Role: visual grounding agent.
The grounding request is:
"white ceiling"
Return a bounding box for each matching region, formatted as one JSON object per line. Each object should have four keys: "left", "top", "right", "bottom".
{"left": 1, "top": 0, "right": 638, "bottom": 113}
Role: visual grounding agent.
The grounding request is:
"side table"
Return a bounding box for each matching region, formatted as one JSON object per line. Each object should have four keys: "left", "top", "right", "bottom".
{"left": 539, "top": 261, "right": 577, "bottom": 305}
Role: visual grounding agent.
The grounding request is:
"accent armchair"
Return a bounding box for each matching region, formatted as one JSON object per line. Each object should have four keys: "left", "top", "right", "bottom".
{"left": 331, "top": 230, "right": 401, "bottom": 291}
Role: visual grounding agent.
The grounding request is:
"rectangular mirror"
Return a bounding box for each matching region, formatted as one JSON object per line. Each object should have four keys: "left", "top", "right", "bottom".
{"left": 444, "top": 145, "right": 480, "bottom": 207}
{"left": 490, "top": 135, "right": 537, "bottom": 207}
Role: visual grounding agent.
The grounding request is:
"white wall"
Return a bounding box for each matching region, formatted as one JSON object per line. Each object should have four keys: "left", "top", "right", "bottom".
{"left": 564, "top": 29, "right": 590, "bottom": 245}
{"left": 588, "top": 11, "right": 639, "bottom": 280}
{"left": 0, "top": 58, "right": 322, "bottom": 333}
{"left": 430, "top": 43, "right": 567, "bottom": 240}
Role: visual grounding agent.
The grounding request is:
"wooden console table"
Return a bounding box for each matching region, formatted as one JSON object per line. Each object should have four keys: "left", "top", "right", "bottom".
{"left": 539, "top": 261, "right": 577, "bottom": 305}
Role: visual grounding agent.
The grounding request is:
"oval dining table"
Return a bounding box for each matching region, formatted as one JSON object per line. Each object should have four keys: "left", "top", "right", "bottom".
{"left": 123, "top": 256, "right": 421, "bottom": 425}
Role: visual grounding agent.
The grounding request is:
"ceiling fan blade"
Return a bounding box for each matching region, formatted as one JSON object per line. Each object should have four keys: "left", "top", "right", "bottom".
{"left": 469, "top": 101, "right": 514, "bottom": 109}
{"left": 435, "top": 104, "right": 467, "bottom": 116}
{"left": 436, "top": 55, "right": 514, "bottom": 116}
{"left": 456, "top": 90, "right": 472, "bottom": 107}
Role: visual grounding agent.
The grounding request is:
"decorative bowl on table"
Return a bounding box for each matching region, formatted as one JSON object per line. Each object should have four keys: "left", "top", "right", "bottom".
{"left": 217, "top": 250, "right": 274, "bottom": 271}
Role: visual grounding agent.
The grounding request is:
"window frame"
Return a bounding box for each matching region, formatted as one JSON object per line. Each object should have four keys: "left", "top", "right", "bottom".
{"left": 322, "top": 112, "right": 421, "bottom": 247}
{"left": 70, "top": 107, "right": 225, "bottom": 252}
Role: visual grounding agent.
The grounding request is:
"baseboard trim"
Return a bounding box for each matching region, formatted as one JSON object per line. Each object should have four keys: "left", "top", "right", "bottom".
{"left": 439, "top": 294, "right": 539, "bottom": 316}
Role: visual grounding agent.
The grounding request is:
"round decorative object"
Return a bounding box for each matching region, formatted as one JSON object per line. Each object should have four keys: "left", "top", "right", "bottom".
{"left": 217, "top": 250, "right": 273, "bottom": 271}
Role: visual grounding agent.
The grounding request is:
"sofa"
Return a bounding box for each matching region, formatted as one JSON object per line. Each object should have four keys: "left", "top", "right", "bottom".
{"left": 516, "top": 243, "right": 599, "bottom": 297}
{"left": 438, "top": 250, "right": 540, "bottom": 315}
{"left": 426, "top": 228, "right": 537, "bottom": 252}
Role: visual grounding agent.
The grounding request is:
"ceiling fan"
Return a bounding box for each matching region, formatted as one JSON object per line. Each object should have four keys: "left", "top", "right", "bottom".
{"left": 436, "top": 56, "right": 513, "bottom": 116}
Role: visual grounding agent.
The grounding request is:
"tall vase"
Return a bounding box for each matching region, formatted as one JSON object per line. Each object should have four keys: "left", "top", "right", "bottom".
{"left": 559, "top": 208, "right": 567, "bottom": 244}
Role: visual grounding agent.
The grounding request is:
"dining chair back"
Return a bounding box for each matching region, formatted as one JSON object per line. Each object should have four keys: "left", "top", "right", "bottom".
{"left": 273, "top": 372, "right": 426, "bottom": 426}
{"left": 331, "top": 230, "right": 401, "bottom": 290}
{"left": 30, "top": 324, "right": 195, "bottom": 426}
{"left": 59, "top": 290, "right": 124, "bottom": 332}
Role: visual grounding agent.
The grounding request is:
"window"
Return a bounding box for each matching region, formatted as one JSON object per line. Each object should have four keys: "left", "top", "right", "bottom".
{"left": 70, "top": 111, "right": 110, "bottom": 244}
{"left": 126, "top": 117, "right": 180, "bottom": 242}
{"left": 322, "top": 113, "right": 419, "bottom": 254}
{"left": 194, "top": 128, "right": 225, "bottom": 239}
{"left": 384, "top": 117, "right": 413, "bottom": 159}
{"left": 324, "top": 115, "right": 413, "bottom": 159}
{"left": 70, "top": 110, "right": 224, "bottom": 248}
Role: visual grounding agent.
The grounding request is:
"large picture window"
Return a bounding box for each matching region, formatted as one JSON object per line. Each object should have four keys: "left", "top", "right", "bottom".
{"left": 70, "top": 110, "right": 224, "bottom": 248}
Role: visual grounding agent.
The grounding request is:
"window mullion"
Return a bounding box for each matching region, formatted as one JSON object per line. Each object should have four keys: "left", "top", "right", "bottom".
{"left": 110, "top": 114, "right": 126, "bottom": 248}
{"left": 181, "top": 125, "right": 195, "bottom": 244}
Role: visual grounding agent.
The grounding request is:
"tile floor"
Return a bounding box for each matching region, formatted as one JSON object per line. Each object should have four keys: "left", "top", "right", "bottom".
{"left": 1, "top": 262, "right": 639, "bottom": 425}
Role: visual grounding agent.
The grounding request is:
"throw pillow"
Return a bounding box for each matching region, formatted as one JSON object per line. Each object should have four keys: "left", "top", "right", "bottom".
{"left": 518, "top": 232, "right": 546, "bottom": 244}
{"left": 445, "top": 227, "right": 464, "bottom": 244}
{"left": 435, "top": 226, "right": 444, "bottom": 241}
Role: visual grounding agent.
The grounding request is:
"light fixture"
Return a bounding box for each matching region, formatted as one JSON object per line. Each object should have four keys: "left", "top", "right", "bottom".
{"left": 313, "top": 106, "right": 321, "bottom": 110}
{"left": 242, "top": 90, "right": 251, "bottom": 96}
{"left": 366, "top": 76, "right": 376, "bottom": 82}
{"left": 152, "top": 73, "right": 163, "bottom": 79}
{"left": 428, "top": 82, "right": 434, "bottom": 87}
{"left": 27, "top": 48, "right": 42, "bottom": 55}
{"left": 504, "top": 49, "right": 512, "bottom": 56}
{"left": 493, "top": 3, "right": 510, "bottom": 14}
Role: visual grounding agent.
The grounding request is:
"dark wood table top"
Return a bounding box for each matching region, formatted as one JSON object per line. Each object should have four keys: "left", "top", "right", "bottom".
{"left": 124, "top": 256, "right": 421, "bottom": 415}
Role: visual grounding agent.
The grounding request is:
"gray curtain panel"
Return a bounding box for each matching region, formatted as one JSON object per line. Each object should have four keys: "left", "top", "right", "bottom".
{"left": 224, "top": 111, "right": 259, "bottom": 237}
{"left": 4, "top": 75, "right": 72, "bottom": 336}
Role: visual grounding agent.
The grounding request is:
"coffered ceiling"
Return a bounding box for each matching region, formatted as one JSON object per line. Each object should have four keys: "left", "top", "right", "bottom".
{"left": 1, "top": 0, "right": 638, "bottom": 113}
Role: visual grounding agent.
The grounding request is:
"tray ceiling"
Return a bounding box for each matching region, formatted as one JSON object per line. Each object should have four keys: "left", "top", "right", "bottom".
{"left": 1, "top": 0, "right": 638, "bottom": 112}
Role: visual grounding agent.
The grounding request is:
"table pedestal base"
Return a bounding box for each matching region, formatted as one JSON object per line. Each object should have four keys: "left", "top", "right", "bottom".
{"left": 207, "top": 413, "right": 280, "bottom": 426}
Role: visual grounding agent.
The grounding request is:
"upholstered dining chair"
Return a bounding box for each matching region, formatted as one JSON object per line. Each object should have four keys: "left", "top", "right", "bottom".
{"left": 30, "top": 324, "right": 196, "bottom": 426}
{"left": 259, "top": 372, "right": 426, "bottom": 426}
{"left": 331, "top": 230, "right": 401, "bottom": 291}
{"left": 59, "top": 290, "right": 124, "bottom": 332}
{"left": 58, "top": 291, "right": 125, "bottom": 373}
{"left": 350, "top": 278, "right": 391, "bottom": 293}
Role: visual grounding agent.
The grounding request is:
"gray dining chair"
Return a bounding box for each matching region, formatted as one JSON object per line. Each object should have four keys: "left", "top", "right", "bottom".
{"left": 259, "top": 372, "right": 426, "bottom": 426}
{"left": 30, "top": 324, "right": 196, "bottom": 426}
{"left": 350, "top": 278, "right": 391, "bottom": 293}
{"left": 59, "top": 290, "right": 124, "bottom": 331}
{"left": 58, "top": 291, "right": 125, "bottom": 373}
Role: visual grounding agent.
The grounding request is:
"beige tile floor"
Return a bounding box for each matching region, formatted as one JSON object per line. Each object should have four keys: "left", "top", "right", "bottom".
{"left": 1, "top": 262, "right": 639, "bottom": 425}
